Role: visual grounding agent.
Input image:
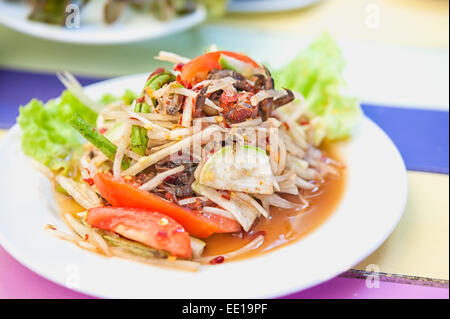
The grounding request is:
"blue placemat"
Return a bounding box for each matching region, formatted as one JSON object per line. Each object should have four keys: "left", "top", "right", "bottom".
{"left": 0, "top": 68, "right": 103, "bottom": 129}
{"left": 0, "top": 68, "right": 448, "bottom": 174}
{"left": 362, "top": 104, "right": 449, "bottom": 174}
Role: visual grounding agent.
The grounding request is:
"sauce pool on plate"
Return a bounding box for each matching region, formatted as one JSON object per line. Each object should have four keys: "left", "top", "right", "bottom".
{"left": 53, "top": 144, "right": 346, "bottom": 262}
{"left": 202, "top": 144, "right": 346, "bottom": 261}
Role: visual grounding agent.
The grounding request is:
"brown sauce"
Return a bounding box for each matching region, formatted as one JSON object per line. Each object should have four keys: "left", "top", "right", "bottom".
{"left": 54, "top": 144, "right": 346, "bottom": 262}
{"left": 54, "top": 189, "right": 85, "bottom": 216}
{"left": 202, "top": 144, "right": 346, "bottom": 261}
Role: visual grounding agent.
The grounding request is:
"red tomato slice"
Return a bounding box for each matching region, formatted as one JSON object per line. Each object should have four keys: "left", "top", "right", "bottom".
{"left": 87, "top": 207, "right": 191, "bottom": 258}
{"left": 93, "top": 173, "right": 241, "bottom": 238}
{"left": 180, "top": 51, "right": 260, "bottom": 86}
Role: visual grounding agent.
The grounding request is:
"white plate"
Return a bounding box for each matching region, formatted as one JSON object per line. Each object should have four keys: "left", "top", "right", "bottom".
{"left": 0, "top": 74, "right": 407, "bottom": 299}
{"left": 228, "top": 0, "right": 322, "bottom": 13}
{"left": 0, "top": 1, "right": 206, "bottom": 45}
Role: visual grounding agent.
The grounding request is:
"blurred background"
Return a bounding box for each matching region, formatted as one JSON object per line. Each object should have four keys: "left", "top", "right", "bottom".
{"left": 0, "top": 0, "right": 448, "bottom": 114}
{"left": 0, "top": 0, "right": 448, "bottom": 299}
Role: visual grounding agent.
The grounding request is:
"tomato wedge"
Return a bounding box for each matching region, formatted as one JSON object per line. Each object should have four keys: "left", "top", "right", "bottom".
{"left": 93, "top": 173, "right": 241, "bottom": 238}
{"left": 180, "top": 51, "right": 261, "bottom": 86}
{"left": 87, "top": 207, "right": 191, "bottom": 258}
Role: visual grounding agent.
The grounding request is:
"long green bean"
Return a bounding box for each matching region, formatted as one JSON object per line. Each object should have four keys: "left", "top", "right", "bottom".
{"left": 69, "top": 114, "right": 131, "bottom": 169}
{"left": 130, "top": 72, "right": 175, "bottom": 155}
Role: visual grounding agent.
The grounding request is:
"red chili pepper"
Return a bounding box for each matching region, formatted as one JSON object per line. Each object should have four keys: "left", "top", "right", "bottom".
{"left": 282, "top": 122, "right": 290, "bottom": 130}
{"left": 165, "top": 192, "right": 176, "bottom": 202}
{"left": 84, "top": 178, "right": 94, "bottom": 186}
{"left": 209, "top": 256, "right": 225, "bottom": 265}
{"left": 173, "top": 63, "right": 184, "bottom": 72}
{"left": 176, "top": 74, "right": 184, "bottom": 86}
{"left": 98, "top": 128, "right": 108, "bottom": 134}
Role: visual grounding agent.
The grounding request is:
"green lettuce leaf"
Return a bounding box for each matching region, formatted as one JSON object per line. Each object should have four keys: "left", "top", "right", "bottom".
{"left": 273, "top": 33, "right": 362, "bottom": 144}
{"left": 17, "top": 90, "right": 97, "bottom": 174}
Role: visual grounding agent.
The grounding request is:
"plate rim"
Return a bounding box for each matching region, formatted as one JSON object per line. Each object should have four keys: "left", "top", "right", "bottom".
{"left": 0, "top": 74, "right": 408, "bottom": 299}
{"left": 0, "top": 4, "right": 206, "bottom": 45}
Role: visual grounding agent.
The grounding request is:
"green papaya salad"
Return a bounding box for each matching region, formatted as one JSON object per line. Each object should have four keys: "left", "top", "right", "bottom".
{"left": 18, "top": 35, "right": 360, "bottom": 270}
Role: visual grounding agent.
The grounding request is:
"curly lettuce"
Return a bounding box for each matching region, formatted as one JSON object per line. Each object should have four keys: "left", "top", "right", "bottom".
{"left": 17, "top": 91, "right": 97, "bottom": 174}
{"left": 273, "top": 33, "right": 362, "bottom": 144}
